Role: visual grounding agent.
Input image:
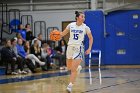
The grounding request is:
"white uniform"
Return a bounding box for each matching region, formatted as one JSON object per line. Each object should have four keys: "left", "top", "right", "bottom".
{"left": 66, "top": 22, "right": 91, "bottom": 59}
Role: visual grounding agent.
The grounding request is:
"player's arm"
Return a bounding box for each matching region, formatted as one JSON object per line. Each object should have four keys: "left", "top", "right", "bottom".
{"left": 60, "top": 28, "right": 70, "bottom": 37}
{"left": 87, "top": 32, "right": 93, "bottom": 50}
{"left": 85, "top": 31, "right": 93, "bottom": 55}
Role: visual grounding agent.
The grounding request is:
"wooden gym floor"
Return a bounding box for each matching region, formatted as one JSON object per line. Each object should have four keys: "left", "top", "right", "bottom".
{"left": 0, "top": 67, "right": 140, "bottom": 93}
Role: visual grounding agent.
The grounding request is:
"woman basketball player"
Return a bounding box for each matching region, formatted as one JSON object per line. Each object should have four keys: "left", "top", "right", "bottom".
{"left": 60, "top": 11, "right": 93, "bottom": 92}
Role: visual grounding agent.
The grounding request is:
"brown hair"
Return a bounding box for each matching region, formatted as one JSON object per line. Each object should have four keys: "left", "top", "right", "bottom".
{"left": 75, "top": 11, "right": 84, "bottom": 20}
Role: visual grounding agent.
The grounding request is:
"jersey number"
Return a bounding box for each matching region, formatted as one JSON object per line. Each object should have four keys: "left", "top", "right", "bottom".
{"left": 73, "top": 34, "right": 79, "bottom": 40}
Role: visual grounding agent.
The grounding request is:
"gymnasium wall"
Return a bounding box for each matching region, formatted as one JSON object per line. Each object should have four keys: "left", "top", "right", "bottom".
{"left": 105, "top": 10, "right": 140, "bottom": 65}
{"left": 84, "top": 10, "right": 104, "bottom": 66}
{"left": 85, "top": 10, "right": 140, "bottom": 65}
{"left": 20, "top": 10, "right": 75, "bottom": 38}
{"left": 1, "top": 4, "right": 140, "bottom": 65}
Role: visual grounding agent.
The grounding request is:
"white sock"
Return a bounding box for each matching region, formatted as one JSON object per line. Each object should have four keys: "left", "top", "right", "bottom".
{"left": 68, "top": 82, "right": 73, "bottom": 87}
{"left": 77, "top": 65, "right": 82, "bottom": 70}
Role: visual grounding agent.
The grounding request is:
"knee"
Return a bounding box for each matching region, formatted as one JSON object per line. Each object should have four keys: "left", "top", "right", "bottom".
{"left": 71, "top": 68, "right": 77, "bottom": 73}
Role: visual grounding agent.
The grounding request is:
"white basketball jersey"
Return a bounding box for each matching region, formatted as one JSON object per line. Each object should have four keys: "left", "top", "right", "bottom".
{"left": 66, "top": 22, "right": 91, "bottom": 46}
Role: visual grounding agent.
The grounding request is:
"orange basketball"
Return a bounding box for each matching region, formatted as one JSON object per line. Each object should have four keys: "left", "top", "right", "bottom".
{"left": 49, "top": 30, "right": 61, "bottom": 41}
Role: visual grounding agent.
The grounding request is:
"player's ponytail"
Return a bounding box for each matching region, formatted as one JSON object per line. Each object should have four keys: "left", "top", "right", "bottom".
{"left": 75, "top": 11, "right": 80, "bottom": 17}
{"left": 75, "top": 11, "right": 80, "bottom": 20}
{"left": 75, "top": 11, "right": 83, "bottom": 20}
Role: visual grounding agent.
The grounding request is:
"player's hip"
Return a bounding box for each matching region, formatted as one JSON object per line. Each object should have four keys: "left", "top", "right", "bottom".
{"left": 66, "top": 45, "right": 83, "bottom": 59}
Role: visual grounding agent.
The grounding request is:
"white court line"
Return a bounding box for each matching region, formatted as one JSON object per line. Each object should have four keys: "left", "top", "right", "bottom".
{"left": 99, "top": 67, "right": 102, "bottom": 85}
{"left": 98, "top": 50, "right": 102, "bottom": 85}
{"left": 88, "top": 67, "right": 92, "bottom": 85}
{"left": 88, "top": 51, "right": 92, "bottom": 85}
{"left": 89, "top": 50, "right": 102, "bottom": 85}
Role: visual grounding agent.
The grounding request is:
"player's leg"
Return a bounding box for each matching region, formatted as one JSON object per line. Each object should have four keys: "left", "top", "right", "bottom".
{"left": 70, "top": 59, "right": 82, "bottom": 84}
{"left": 66, "top": 59, "right": 72, "bottom": 70}
{"left": 67, "top": 59, "right": 82, "bottom": 92}
{"left": 66, "top": 59, "right": 73, "bottom": 92}
{"left": 66, "top": 46, "right": 73, "bottom": 70}
{"left": 66, "top": 45, "right": 83, "bottom": 92}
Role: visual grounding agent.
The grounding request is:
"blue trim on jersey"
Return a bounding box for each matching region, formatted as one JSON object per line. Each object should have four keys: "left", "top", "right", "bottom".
{"left": 74, "top": 46, "right": 82, "bottom": 59}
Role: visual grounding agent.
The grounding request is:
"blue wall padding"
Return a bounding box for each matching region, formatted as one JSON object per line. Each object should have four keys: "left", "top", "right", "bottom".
{"left": 105, "top": 10, "right": 140, "bottom": 65}
{"left": 84, "top": 10, "right": 104, "bottom": 65}
{"left": 84, "top": 10, "right": 140, "bottom": 65}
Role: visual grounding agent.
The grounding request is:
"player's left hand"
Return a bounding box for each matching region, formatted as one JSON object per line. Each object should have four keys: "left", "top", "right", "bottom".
{"left": 85, "top": 48, "right": 91, "bottom": 55}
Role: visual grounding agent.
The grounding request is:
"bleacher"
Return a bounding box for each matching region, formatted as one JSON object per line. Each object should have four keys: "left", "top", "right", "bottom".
{"left": 0, "top": 3, "right": 59, "bottom": 75}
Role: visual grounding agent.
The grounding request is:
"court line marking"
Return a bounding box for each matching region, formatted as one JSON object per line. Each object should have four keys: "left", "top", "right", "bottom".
{"left": 0, "top": 71, "right": 69, "bottom": 84}
{"left": 82, "top": 79, "right": 140, "bottom": 93}
{"left": 0, "top": 68, "right": 106, "bottom": 84}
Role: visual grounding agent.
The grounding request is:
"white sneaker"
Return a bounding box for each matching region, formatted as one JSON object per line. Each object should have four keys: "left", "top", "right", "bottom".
{"left": 50, "top": 62, "right": 54, "bottom": 65}
{"left": 77, "top": 65, "right": 82, "bottom": 74}
{"left": 39, "top": 62, "right": 45, "bottom": 66}
{"left": 60, "top": 67, "right": 64, "bottom": 70}
{"left": 18, "top": 69, "right": 22, "bottom": 74}
{"left": 21, "top": 70, "right": 27, "bottom": 74}
{"left": 66, "top": 85, "right": 72, "bottom": 93}
{"left": 11, "top": 72, "right": 18, "bottom": 75}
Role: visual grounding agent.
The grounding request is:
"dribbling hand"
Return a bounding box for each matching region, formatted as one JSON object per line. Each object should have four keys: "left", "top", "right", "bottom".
{"left": 85, "top": 48, "right": 91, "bottom": 55}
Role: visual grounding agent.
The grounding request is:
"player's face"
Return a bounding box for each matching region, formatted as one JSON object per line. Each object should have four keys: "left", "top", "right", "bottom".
{"left": 77, "top": 13, "right": 85, "bottom": 23}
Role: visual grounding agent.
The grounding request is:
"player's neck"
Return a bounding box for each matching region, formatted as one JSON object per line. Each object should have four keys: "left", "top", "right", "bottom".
{"left": 76, "top": 21, "right": 83, "bottom": 26}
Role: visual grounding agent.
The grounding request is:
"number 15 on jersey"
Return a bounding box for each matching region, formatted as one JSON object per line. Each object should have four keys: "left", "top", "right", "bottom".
{"left": 73, "top": 34, "right": 79, "bottom": 40}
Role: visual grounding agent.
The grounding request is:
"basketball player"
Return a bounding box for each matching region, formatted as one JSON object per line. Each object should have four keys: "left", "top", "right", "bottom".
{"left": 60, "top": 11, "right": 93, "bottom": 92}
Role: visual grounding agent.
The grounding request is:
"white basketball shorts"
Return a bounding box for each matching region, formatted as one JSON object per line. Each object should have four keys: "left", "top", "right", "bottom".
{"left": 66, "top": 45, "right": 83, "bottom": 60}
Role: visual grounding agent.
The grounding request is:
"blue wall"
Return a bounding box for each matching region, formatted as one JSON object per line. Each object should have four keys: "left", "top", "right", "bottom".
{"left": 85, "top": 10, "right": 140, "bottom": 65}
{"left": 84, "top": 10, "right": 104, "bottom": 65}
